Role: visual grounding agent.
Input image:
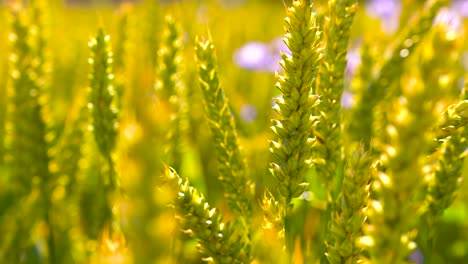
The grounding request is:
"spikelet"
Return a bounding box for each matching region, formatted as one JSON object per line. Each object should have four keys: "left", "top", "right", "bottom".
{"left": 88, "top": 29, "right": 118, "bottom": 160}
{"left": 325, "top": 146, "right": 371, "bottom": 264}
{"left": 268, "top": 0, "right": 322, "bottom": 212}
{"left": 426, "top": 113, "right": 466, "bottom": 220}
{"left": 79, "top": 136, "right": 113, "bottom": 241}
{"left": 7, "top": 0, "right": 50, "bottom": 195}
{"left": 263, "top": 0, "right": 322, "bottom": 256}
{"left": 155, "top": 16, "right": 183, "bottom": 101}
{"left": 84, "top": 29, "right": 122, "bottom": 244}
{"left": 4, "top": 1, "right": 52, "bottom": 261}
{"left": 165, "top": 167, "right": 250, "bottom": 263}
{"left": 317, "top": 1, "right": 360, "bottom": 258}
{"left": 156, "top": 15, "right": 185, "bottom": 172}
{"left": 434, "top": 100, "right": 468, "bottom": 139}
{"left": 195, "top": 36, "right": 253, "bottom": 219}
{"left": 315, "top": 0, "right": 358, "bottom": 199}
{"left": 420, "top": 78, "right": 468, "bottom": 253}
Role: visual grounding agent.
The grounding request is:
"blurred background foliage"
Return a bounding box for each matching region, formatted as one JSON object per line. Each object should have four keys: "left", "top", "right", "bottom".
{"left": 0, "top": 0, "right": 467, "bottom": 263}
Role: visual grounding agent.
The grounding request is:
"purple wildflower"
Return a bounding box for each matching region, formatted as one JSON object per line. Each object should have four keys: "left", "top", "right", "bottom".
{"left": 233, "top": 37, "right": 291, "bottom": 73}
{"left": 233, "top": 42, "right": 271, "bottom": 71}
{"left": 345, "top": 45, "right": 362, "bottom": 83}
{"left": 408, "top": 248, "right": 424, "bottom": 264}
{"left": 365, "top": 0, "right": 402, "bottom": 34}
{"left": 240, "top": 104, "right": 258, "bottom": 123}
{"left": 434, "top": 7, "right": 463, "bottom": 35}
{"left": 451, "top": 0, "right": 468, "bottom": 17}
{"left": 341, "top": 90, "right": 355, "bottom": 109}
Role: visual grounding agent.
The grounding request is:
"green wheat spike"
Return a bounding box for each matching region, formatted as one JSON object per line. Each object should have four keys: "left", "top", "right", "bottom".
{"left": 7, "top": 1, "right": 50, "bottom": 193}
{"left": 419, "top": 110, "right": 467, "bottom": 261}
{"left": 421, "top": 79, "right": 468, "bottom": 251}
{"left": 315, "top": 0, "right": 358, "bottom": 199}
{"left": 5, "top": 2, "right": 52, "bottom": 262}
{"left": 325, "top": 145, "right": 371, "bottom": 264}
{"left": 269, "top": 0, "right": 322, "bottom": 211}
{"left": 156, "top": 15, "right": 185, "bottom": 172}
{"left": 434, "top": 100, "right": 468, "bottom": 140}
{"left": 316, "top": 1, "right": 359, "bottom": 257}
{"left": 349, "top": 0, "right": 449, "bottom": 147}
{"left": 78, "top": 93, "right": 112, "bottom": 242}
{"left": 263, "top": 0, "right": 322, "bottom": 254}
{"left": 155, "top": 16, "right": 183, "bottom": 101}
{"left": 165, "top": 166, "right": 250, "bottom": 263}
{"left": 195, "top": 36, "right": 253, "bottom": 220}
{"left": 88, "top": 28, "right": 121, "bottom": 194}
{"left": 87, "top": 28, "right": 119, "bottom": 180}
{"left": 426, "top": 116, "right": 466, "bottom": 223}
{"left": 88, "top": 28, "right": 118, "bottom": 160}
{"left": 79, "top": 136, "right": 113, "bottom": 241}
{"left": 86, "top": 29, "right": 122, "bottom": 243}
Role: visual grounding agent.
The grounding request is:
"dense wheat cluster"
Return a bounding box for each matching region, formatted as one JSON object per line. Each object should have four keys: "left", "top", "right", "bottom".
{"left": 0, "top": 0, "right": 467, "bottom": 263}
